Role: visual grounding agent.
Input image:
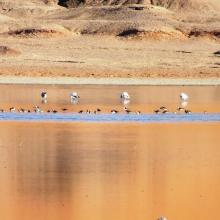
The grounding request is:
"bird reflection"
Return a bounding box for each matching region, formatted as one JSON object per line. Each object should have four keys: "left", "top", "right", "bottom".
{"left": 181, "top": 101, "right": 188, "bottom": 107}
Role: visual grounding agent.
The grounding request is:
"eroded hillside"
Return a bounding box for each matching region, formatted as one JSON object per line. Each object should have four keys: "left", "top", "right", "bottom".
{"left": 0, "top": 0, "right": 219, "bottom": 78}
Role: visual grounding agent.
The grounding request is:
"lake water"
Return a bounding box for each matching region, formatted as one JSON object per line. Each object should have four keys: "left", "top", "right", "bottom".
{"left": 0, "top": 84, "right": 220, "bottom": 220}
{"left": 0, "top": 84, "right": 219, "bottom": 113}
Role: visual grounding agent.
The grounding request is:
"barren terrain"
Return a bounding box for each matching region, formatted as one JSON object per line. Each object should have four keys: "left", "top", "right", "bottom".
{"left": 0, "top": 0, "right": 220, "bottom": 78}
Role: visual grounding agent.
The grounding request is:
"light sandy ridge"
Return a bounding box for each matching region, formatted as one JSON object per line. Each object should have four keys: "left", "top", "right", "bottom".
{"left": 1, "top": 76, "right": 220, "bottom": 85}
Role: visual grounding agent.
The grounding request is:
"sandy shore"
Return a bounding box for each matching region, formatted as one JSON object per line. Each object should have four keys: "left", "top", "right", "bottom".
{"left": 1, "top": 35, "right": 220, "bottom": 79}
{"left": 1, "top": 76, "right": 220, "bottom": 85}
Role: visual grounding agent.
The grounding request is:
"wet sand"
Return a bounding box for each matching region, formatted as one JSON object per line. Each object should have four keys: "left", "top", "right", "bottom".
{"left": 0, "top": 122, "right": 220, "bottom": 220}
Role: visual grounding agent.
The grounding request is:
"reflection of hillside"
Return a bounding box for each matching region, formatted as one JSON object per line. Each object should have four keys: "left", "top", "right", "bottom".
{"left": 0, "top": 122, "right": 220, "bottom": 220}
{"left": 0, "top": 122, "right": 142, "bottom": 220}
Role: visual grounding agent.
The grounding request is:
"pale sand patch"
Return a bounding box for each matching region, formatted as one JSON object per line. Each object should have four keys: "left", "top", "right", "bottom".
{"left": 0, "top": 76, "right": 220, "bottom": 85}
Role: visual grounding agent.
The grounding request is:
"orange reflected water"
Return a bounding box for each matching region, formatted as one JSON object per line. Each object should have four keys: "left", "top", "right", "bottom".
{"left": 0, "top": 122, "right": 220, "bottom": 220}
{"left": 0, "top": 84, "right": 220, "bottom": 113}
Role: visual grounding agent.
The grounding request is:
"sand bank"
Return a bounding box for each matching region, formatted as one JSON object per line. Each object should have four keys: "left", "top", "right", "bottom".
{"left": 0, "top": 76, "right": 220, "bottom": 85}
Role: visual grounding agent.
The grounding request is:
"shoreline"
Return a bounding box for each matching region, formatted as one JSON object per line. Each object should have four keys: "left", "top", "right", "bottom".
{"left": 0, "top": 112, "right": 220, "bottom": 123}
{"left": 0, "top": 76, "right": 220, "bottom": 85}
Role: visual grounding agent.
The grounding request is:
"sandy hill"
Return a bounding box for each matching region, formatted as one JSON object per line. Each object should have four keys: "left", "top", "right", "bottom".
{"left": 1, "top": 0, "right": 220, "bottom": 12}
{"left": 3, "top": 0, "right": 218, "bottom": 11}
{"left": 0, "top": 0, "right": 220, "bottom": 78}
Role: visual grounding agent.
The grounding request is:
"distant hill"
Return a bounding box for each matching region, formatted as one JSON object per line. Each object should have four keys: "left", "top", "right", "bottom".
{"left": 1, "top": 0, "right": 219, "bottom": 11}
{"left": 55, "top": 0, "right": 220, "bottom": 11}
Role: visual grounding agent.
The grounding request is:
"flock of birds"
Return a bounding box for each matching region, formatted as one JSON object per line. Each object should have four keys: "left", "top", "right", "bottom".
{"left": 0, "top": 91, "right": 192, "bottom": 115}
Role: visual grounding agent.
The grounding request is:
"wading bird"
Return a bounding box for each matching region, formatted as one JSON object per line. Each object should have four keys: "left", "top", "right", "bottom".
{"left": 70, "top": 92, "right": 80, "bottom": 104}
{"left": 34, "top": 106, "right": 42, "bottom": 113}
{"left": 41, "top": 92, "right": 47, "bottom": 103}
{"left": 10, "top": 107, "right": 16, "bottom": 112}
{"left": 111, "top": 110, "right": 118, "bottom": 114}
{"left": 180, "top": 92, "right": 189, "bottom": 101}
{"left": 120, "top": 92, "right": 130, "bottom": 100}
{"left": 154, "top": 109, "right": 160, "bottom": 114}
{"left": 185, "top": 109, "right": 192, "bottom": 114}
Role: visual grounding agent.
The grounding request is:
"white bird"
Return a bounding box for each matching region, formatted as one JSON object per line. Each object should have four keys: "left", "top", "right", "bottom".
{"left": 10, "top": 107, "right": 16, "bottom": 112}
{"left": 120, "top": 92, "right": 130, "bottom": 100}
{"left": 70, "top": 92, "right": 80, "bottom": 104}
{"left": 180, "top": 92, "right": 189, "bottom": 101}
